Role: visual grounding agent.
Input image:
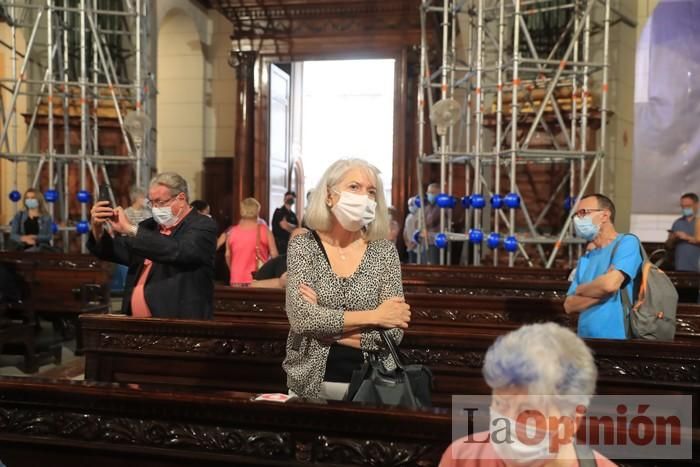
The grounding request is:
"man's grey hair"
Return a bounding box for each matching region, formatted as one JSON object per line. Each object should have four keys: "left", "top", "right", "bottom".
{"left": 149, "top": 172, "right": 189, "bottom": 200}
{"left": 305, "top": 158, "right": 389, "bottom": 241}
{"left": 482, "top": 323, "right": 597, "bottom": 412}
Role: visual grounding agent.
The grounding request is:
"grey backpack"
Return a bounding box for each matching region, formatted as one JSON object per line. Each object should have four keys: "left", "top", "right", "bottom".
{"left": 611, "top": 234, "right": 678, "bottom": 341}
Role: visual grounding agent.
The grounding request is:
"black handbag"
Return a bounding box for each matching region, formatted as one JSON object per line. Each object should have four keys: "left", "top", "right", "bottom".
{"left": 345, "top": 330, "right": 433, "bottom": 409}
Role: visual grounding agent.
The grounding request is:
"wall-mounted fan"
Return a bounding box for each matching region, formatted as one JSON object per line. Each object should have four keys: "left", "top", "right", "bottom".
{"left": 430, "top": 98, "right": 462, "bottom": 135}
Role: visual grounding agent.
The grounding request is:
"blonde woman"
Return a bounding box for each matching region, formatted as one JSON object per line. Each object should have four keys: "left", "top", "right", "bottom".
{"left": 226, "top": 197, "right": 278, "bottom": 286}
{"left": 283, "top": 159, "right": 411, "bottom": 400}
{"left": 9, "top": 188, "right": 53, "bottom": 251}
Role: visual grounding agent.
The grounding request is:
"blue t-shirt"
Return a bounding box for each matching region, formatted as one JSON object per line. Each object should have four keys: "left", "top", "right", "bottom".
{"left": 671, "top": 216, "right": 700, "bottom": 272}
{"left": 567, "top": 235, "right": 643, "bottom": 339}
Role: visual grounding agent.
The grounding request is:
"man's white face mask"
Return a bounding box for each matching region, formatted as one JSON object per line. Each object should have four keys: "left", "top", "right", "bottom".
{"left": 152, "top": 205, "right": 181, "bottom": 227}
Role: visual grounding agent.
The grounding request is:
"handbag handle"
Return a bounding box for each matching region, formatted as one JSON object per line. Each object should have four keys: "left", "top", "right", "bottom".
{"left": 255, "top": 223, "right": 262, "bottom": 255}
{"left": 379, "top": 329, "right": 405, "bottom": 371}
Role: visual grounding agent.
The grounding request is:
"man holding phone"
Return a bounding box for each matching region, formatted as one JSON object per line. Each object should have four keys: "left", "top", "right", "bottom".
{"left": 88, "top": 172, "right": 217, "bottom": 319}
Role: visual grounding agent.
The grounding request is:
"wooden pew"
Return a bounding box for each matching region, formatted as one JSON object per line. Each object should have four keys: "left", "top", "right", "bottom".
{"left": 401, "top": 264, "right": 700, "bottom": 302}
{"left": 0, "top": 252, "right": 112, "bottom": 352}
{"left": 211, "top": 286, "right": 700, "bottom": 341}
{"left": 402, "top": 263, "right": 699, "bottom": 285}
{"left": 83, "top": 315, "right": 288, "bottom": 394}
{"left": 403, "top": 326, "right": 700, "bottom": 410}
{"left": 2, "top": 377, "right": 695, "bottom": 467}
{"left": 404, "top": 292, "right": 700, "bottom": 339}
{"left": 0, "top": 377, "right": 451, "bottom": 467}
{"left": 81, "top": 315, "right": 700, "bottom": 419}
{"left": 0, "top": 252, "right": 112, "bottom": 315}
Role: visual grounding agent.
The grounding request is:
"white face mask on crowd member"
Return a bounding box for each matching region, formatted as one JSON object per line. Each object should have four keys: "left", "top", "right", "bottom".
{"left": 331, "top": 190, "right": 377, "bottom": 232}
{"left": 151, "top": 205, "right": 181, "bottom": 227}
{"left": 489, "top": 408, "right": 557, "bottom": 466}
{"left": 572, "top": 203, "right": 608, "bottom": 242}
{"left": 147, "top": 187, "right": 187, "bottom": 228}
{"left": 572, "top": 215, "right": 600, "bottom": 241}
{"left": 680, "top": 195, "right": 698, "bottom": 218}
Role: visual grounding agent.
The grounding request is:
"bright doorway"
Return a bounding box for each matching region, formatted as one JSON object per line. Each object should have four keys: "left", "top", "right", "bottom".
{"left": 268, "top": 59, "right": 396, "bottom": 220}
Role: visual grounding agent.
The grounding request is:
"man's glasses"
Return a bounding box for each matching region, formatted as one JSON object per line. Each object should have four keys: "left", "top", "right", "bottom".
{"left": 572, "top": 208, "right": 605, "bottom": 219}
{"left": 146, "top": 197, "right": 177, "bottom": 209}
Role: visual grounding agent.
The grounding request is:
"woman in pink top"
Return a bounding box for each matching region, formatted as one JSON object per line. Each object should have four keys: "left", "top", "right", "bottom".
{"left": 226, "top": 197, "right": 278, "bottom": 286}
{"left": 441, "top": 323, "right": 617, "bottom": 467}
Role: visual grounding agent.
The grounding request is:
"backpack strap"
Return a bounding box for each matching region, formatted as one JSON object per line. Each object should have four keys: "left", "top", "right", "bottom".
{"left": 619, "top": 234, "right": 660, "bottom": 330}
{"left": 608, "top": 233, "right": 627, "bottom": 268}
{"left": 611, "top": 233, "right": 647, "bottom": 304}
{"left": 608, "top": 234, "right": 636, "bottom": 338}
{"left": 573, "top": 443, "right": 597, "bottom": 467}
{"left": 621, "top": 232, "right": 649, "bottom": 262}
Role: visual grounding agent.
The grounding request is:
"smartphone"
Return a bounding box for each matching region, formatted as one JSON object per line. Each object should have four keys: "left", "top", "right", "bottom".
{"left": 98, "top": 184, "right": 118, "bottom": 221}
{"left": 98, "top": 184, "right": 112, "bottom": 206}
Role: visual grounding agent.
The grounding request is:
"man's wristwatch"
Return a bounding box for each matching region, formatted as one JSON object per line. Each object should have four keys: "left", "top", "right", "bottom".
{"left": 128, "top": 224, "right": 138, "bottom": 237}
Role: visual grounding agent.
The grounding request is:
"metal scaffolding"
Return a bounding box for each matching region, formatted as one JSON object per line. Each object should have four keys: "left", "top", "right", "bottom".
{"left": 0, "top": 0, "right": 153, "bottom": 251}
{"left": 417, "top": 0, "right": 632, "bottom": 268}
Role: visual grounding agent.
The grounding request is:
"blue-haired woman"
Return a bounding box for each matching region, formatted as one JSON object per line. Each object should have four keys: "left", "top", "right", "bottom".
{"left": 440, "top": 323, "right": 617, "bottom": 467}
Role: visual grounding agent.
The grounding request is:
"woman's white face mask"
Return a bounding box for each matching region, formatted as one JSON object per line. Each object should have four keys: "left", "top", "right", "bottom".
{"left": 331, "top": 190, "right": 377, "bottom": 232}
{"left": 489, "top": 408, "right": 557, "bottom": 466}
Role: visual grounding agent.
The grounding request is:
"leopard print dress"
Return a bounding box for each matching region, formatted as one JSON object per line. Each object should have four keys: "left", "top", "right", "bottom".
{"left": 282, "top": 231, "right": 405, "bottom": 399}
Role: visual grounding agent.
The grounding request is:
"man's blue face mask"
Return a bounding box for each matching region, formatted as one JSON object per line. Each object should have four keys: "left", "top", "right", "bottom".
{"left": 426, "top": 193, "right": 437, "bottom": 205}
{"left": 682, "top": 207, "right": 695, "bottom": 218}
{"left": 573, "top": 215, "right": 600, "bottom": 241}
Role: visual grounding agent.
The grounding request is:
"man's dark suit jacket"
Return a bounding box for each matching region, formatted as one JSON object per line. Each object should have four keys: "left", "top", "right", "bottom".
{"left": 87, "top": 209, "right": 217, "bottom": 319}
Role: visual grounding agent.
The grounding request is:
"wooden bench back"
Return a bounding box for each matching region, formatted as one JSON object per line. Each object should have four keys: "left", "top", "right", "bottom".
{"left": 0, "top": 252, "right": 111, "bottom": 313}
{"left": 81, "top": 315, "right": 700, "bottom": 419}
{"left": 212, "top": 286, "right": 700, "bottom": 340}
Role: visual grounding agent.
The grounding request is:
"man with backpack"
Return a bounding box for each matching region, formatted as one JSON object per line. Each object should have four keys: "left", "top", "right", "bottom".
{"left": 564, "top": 194, "right": 643, "bottom": 339}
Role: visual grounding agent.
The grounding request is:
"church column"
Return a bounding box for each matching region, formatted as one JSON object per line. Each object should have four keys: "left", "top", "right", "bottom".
{"left": 229, "top": 50, "right": 257, "bottom": 221}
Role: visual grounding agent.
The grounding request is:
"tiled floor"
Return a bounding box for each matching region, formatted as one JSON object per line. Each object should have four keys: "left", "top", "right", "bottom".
{"left": 0, "top": 347, "right": 84, "bottom": 380}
